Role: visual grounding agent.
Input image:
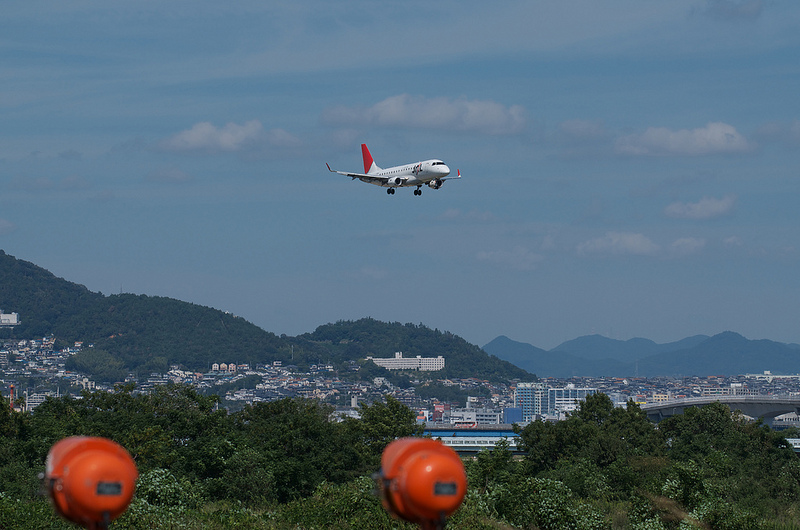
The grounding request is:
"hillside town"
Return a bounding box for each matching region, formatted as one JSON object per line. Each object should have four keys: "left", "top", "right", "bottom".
{"left": 4, "top": 337, "right": 800, "bottom": 427}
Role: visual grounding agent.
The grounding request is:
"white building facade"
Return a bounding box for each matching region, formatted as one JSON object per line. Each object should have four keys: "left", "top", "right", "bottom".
{"left": 0, "top": 311, "right": 19, "bottom": 326}
{"left": 367, "top": 352, "right": 445, "bottom": 371}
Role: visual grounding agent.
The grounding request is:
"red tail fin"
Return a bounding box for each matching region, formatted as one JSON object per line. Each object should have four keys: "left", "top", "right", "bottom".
{"left": 361, "top": 144, "right": 374, "bottom": 174}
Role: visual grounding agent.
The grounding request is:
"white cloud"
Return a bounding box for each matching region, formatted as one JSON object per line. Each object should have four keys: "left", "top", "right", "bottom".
{"left": 670, "top": 237, "right": 706, "bottom": 255}
{"left": 477, "top": 246, "right": 543, "bottom": 271}
{"left": 616, "top": 122, "right": 752, "bottom": 156}
{"left": 161, "top": 121, "right": 262, "bottom": 152}
{"left": 664, "top": 195, "right": 736, "bottom": 220}
{"left": 0, "top": 218, "right": 17, "bottom": 236}
{"left": 577, "top": 232, "right": 659, "bottom": 256}
{"left": 322, "top": 94, "right": 527, "bottom": 135}
{"left": 723, "top": 236, "right": 743, "bottom": 247}
{"left": 264, "top": 128, "right": 303, "bottom": 148}
{"left": 440, "top": 208, "right": 462, "bottom": 220}
{"left": 160, "top": 121, "right": 301, "bottom": 154}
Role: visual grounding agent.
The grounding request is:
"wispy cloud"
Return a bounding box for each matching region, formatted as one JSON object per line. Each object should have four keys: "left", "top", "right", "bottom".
{"left": 664, "top": 195, "right": 736, "bottom": 220}
{"left": 577, "top": 232, "right": 660, "bottom": 256}
{"left": 477, "top": 246, "right": 543, "bottom": 271}
{"left": 9, "top": 175, "right": 90, "bottom": 192}
{"left": 161, "top": 121, "right": 263, "bottom": 153}
{"left": 0, "top": 218, "right": 17, "bottom": 236}
{"left": 160, "top": 121, "right": 301, "bottom": 154}
{"left": 322, "top": 94, "right": 527, "bottom": 135}
{"left": 616, "top": 122, "right": 752, "bottom": 156}
{"left": 723, "top": 236, "right": 743, "bottom": 247}
{"left": 670, "top": 237, "right": 706, "bottom": 255}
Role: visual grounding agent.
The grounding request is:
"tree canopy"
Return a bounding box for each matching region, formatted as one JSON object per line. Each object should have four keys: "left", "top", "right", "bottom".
{"left": 3, "top": 389, "right": 800, "bottom": 528}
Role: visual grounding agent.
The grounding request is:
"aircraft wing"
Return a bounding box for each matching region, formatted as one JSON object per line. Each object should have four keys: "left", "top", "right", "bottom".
{"left": 441, "top": 169, "right": 462, "bottom": 180}
{"left": 326, "top": 163, "right": 390, "bottom": 185}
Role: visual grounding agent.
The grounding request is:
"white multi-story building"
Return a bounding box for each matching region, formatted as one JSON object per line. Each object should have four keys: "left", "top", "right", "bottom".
{"left": 366, "top": 352, "right": 445, "bottom": 371}
{"left": 0, "top": 310, "right": 19, "bottom": 326}
{"left": 548, "top": 385, "right": 596, "bottom": 418}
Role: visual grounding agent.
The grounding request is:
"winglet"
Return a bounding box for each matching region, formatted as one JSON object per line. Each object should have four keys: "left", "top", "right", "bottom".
{"left": 326, "top": 162, "right": 333, "bottom": 172}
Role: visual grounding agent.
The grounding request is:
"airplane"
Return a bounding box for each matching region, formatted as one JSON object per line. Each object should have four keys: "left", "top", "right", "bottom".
{"left": 326, "top": 144, "right": 461, "bottom": 196}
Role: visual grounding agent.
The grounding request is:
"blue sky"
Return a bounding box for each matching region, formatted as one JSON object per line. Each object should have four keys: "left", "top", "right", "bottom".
{"left": 2, "top": 0, "right": 799, "bottom": 350}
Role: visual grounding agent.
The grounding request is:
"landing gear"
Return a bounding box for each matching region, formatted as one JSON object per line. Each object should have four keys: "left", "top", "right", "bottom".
{"left": 387, "top": 188, "right": 396, "bottom": 195}
{"left": 414, "top": 187, "right": 422, "bottom": 196}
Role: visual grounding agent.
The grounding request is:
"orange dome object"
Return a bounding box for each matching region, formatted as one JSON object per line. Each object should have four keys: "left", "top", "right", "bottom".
{"left": 379, "top": 438, "right": 467, "bottom": 528}
{"left": 46, "top": 436, "right": 138, "bottom": 529}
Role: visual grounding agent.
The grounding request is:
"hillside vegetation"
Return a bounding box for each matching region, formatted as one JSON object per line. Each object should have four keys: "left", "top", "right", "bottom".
{"left": 0, "top": 250, "right": 529, "bottom": 382}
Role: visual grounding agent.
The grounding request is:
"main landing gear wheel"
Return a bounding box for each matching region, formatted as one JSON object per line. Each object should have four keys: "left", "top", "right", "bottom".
{"left": 387, "top": 188, "right": 396, "bottom": 195}
{"left": 414, "top": 188, "right": 422, "bottom": 196}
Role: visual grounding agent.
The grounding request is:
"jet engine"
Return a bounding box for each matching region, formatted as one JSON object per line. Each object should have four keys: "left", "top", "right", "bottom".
{"left": 427, "top": 179, "right": 444, "bottom": 190}
{"left": 389, "top": 177, "right": 406, "bottom": 187}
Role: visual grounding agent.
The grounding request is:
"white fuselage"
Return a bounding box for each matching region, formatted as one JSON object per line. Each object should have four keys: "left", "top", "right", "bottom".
{"left": 367, "top": 159, "right": 451, "bottom": 188}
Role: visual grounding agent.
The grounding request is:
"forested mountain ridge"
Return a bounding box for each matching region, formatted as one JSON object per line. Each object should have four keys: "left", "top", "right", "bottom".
{"left": 296, "top": 319, "right": 530, "bottom": 381}
{"left": 0, "top": 250, "right": 285, "bottom": 374}
{"left": 0, "top": 250, "right": 530, "bottom": 381}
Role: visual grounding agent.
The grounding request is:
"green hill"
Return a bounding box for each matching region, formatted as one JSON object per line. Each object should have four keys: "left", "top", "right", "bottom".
{"left": 0, "top": 250, "right": 530, "bottom": 382}
{"left": 295, "top": 318, "right": 531, "bottom": 381}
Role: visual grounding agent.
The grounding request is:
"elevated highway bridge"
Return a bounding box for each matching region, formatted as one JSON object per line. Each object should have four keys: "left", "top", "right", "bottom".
{"left": 422, "top": 400, "right": 800, "bottom": 455}
{"left": 641, "top": 395, "right": 800, "bottom": 425}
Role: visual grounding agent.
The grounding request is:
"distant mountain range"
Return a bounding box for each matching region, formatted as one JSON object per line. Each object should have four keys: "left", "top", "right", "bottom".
{"left": 483, "top": 333, "right": 800, "bottom": 378}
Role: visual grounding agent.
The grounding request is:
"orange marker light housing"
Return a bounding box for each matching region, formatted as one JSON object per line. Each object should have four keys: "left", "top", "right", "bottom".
{"left": 46, "top": 436, "right": 138, "bottom": 529}
{"left": 379, "top": 438, "right": 467, "bottom": 527}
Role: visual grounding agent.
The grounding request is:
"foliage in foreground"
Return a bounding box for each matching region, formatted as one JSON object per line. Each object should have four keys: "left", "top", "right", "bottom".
{"left": 3, "top": 388, "right": 800, "bottom": 529}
